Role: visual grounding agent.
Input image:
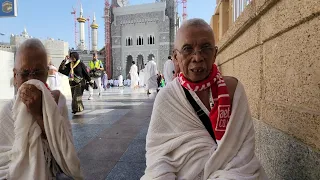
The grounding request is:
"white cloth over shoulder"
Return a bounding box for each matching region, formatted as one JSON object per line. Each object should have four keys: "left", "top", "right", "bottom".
{"left": 141, "top": 78, "right": 267, "bottom": 180}
{"left": 0, "top": 79, "right": 83, "bottom": 180}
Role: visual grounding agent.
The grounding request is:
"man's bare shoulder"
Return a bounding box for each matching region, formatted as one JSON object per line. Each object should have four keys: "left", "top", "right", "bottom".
{"left": 223, "top": 76, "right": 238, "bottom": 101}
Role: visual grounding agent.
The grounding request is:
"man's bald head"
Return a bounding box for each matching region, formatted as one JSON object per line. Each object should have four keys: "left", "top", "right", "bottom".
{"left": 13, "top": 38, "right": 48, "bottom": 88}
{"left": 175, "top": 18, "right": 215, "bottom": 49}
{"left": 15, "top": 38, "right": 47, "bottom": 68}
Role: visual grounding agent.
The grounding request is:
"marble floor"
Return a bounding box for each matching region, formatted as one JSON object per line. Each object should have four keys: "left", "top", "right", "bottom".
{"left": 70, "top": 87, "right": 155, "bottom": 180}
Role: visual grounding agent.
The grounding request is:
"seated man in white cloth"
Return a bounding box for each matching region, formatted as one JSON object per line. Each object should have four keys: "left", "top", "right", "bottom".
{"left": 0, "top": 39, "right": 83, "bottom": 179}
{"left": 141, "top": 19, "right": 267, "bottom": 180}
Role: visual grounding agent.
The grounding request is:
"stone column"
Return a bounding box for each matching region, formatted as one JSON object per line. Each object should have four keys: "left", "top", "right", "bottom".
{"left": 219, "top": 1, "right": 230, "bottom": 40}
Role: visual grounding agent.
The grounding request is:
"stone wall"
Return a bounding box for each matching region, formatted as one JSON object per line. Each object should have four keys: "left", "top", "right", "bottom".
{"left": 216, "top": 0, "right": 320, "bottom": 179}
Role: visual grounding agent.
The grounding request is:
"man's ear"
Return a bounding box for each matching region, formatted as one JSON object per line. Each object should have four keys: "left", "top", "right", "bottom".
{"left": 172, "top": 50, "right": 179, "bottom": 65}
{"left": 212, "top": 46, "right": 218, "bottom": 64}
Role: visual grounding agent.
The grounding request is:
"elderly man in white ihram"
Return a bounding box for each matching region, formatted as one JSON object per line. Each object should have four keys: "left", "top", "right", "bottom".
{"left": 0, "top": 39, "right": 83, "bottom": 180}
{"left": 141, "top": 19, "right": 267, "bottom": 180}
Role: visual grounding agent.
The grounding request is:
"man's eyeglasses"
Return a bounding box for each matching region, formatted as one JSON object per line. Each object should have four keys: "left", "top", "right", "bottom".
{"left": 174, "top": 46, "right": 218, "bottom": 57}
{"left": 14, "top": 68, "right": 48, "bottom": 79}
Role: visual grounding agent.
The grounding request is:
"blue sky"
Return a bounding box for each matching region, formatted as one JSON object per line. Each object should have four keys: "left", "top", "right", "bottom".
{"left": 0, "top": 0, "right": 216, "bottom": 49}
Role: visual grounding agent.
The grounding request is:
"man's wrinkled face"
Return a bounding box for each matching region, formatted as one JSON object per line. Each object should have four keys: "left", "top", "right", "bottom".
{"left": 13, "top": 48, "right": 48, "bottom": 89}
{"left": 173, "top": 26, "right": 217, "bottom": 82}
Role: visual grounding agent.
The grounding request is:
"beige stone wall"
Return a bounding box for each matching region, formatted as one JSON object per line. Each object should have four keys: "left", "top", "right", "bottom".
{"left": 216, "top": 0, "right": 320, "bottom": 178}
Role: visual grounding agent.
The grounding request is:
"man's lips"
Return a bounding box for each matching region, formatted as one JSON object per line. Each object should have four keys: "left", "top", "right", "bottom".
{"left": 190, "top": 67, "right": 205, "bottom": 73}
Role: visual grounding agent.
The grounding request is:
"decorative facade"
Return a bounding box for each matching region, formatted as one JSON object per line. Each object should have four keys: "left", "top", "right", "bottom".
{"left": 110, "top": 0, "right": 176, "bottom": 78}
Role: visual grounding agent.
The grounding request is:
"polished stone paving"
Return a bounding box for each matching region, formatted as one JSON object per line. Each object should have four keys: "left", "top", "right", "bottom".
{"left": 70, "top": 87, "right": 155, "bottom": 180}
{"left": 0, "top": 87, "right": 155, "bottom": 180}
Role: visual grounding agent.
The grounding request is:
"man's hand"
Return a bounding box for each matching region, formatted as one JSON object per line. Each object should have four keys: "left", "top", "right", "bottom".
{"left": 19, "top": 84, "right": 45, "bottom": 132}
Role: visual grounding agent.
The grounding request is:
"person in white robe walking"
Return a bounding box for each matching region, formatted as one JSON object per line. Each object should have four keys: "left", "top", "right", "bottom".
{"left": 118, "top": 74, "right": 124, "bottom": 87}
{"left": 129, "top": 61, "right": 139, "bottom": 89}
{"left": 163, "top": 56, "right": 175, "bottom": 84}
{"left": 139, "top": 68, "right": 146, "bottom": 87}
{"left": 145, "top": 57, "right": 158, "bottom": 94}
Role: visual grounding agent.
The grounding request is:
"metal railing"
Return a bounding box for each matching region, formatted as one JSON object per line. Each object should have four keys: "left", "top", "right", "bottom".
{"left": 233, "top": 0, "right": 252, "bottom": 22}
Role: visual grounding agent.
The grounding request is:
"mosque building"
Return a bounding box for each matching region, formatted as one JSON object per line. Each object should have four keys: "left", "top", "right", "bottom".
{"left": 108, "top": 0, "right": 178, "bottom": 78}
{"left": 75, "top": 0, "right": 179, "bottom": 78}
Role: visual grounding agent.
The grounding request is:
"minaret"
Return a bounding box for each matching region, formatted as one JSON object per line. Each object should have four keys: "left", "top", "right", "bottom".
{"left": 22, "top": 27, "right": 29, "bottom": 38}
{"left": 90, "top": 13, "right": 99, "bottom": 52}
{"left": 77, "top": 4, "right": 86, "bottom": 51}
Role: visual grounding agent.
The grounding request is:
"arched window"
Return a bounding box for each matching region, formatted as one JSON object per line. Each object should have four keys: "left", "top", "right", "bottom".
{"left": 126, "top": 37, "right": 133, "bottom": 46}
{"left": 136, "top": 36, "right": 144, "bottom": 46}
{"left": 147, "top": 35, "right": 155, "bottom": 45}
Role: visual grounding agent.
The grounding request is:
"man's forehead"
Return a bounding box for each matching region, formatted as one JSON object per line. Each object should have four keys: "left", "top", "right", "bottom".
{"left": 175, "top": 26, "right": 214, "bottom": 47}
{"left": 15, "top": 49, "right": 47, "bottom": 69}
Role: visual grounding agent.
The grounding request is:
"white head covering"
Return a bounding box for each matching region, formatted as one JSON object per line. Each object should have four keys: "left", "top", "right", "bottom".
{"left": 48, "top": 65, "right": 58, "bottom": 71}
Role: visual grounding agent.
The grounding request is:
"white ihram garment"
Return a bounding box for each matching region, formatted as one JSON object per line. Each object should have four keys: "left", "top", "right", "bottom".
{"left": 139, "top": 69, "right": 145, "bottom": 87}
{"left": 129, "top": 64, "right": 139, "bottom": 88}
{"left": 0, "top": 80, "right": 83, "bottom": 180}
{"left": 145, "top": 60, "right": 158, "bottom": 90}
{"left": 141, "top": 79, "right": 267, "bottom": 180}
{"left": 163, "top": 59, "right": 175, "bottom": 84}
{"left": 118, "top": 75, "right": 124, "bottom": 87}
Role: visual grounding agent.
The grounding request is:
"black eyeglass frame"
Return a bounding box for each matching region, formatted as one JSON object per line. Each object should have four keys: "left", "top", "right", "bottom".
{"left": 173, "top": 46, "right": 218, "bottom": 58}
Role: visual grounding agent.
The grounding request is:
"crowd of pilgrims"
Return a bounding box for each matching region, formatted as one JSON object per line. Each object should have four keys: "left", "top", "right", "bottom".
{"left": 48, "top": 55, "right": 173, "bottom": 93}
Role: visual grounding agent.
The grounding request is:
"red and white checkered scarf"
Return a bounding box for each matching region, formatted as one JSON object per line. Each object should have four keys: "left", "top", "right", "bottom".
{"left": 178, "top": 64, "right": 231, "bottom": 140}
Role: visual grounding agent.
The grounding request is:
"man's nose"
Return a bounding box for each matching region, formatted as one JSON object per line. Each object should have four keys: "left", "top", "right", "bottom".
{"left": 191, "top": 51, "right": 204, "bottom": 63}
